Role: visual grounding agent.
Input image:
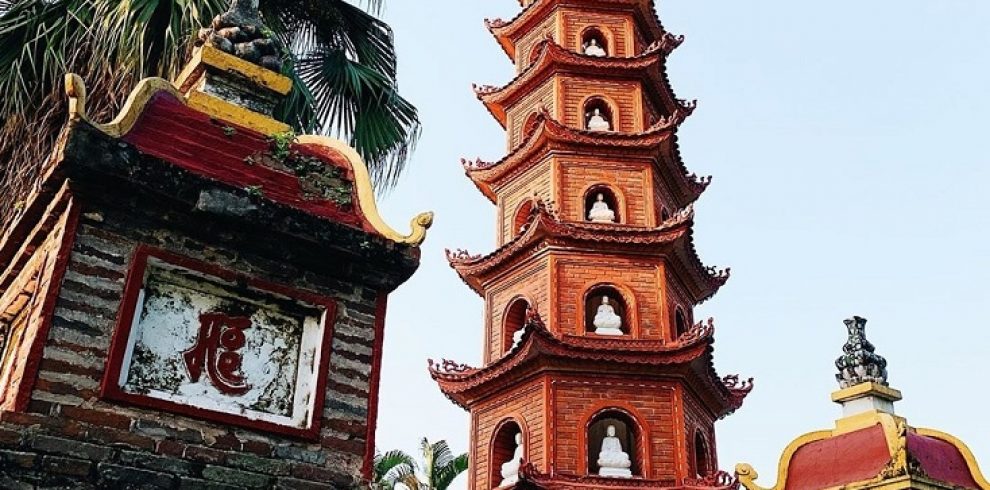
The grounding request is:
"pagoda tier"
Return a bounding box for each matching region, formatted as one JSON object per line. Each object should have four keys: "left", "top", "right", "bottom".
{"left": 446, "top": 202, "right": 728, "bottom": 304}
{"left": 517, "top": 463, "right": 741, "bottom": 490}
{"left": 473, "top": 35, "right": 685, "bottom": 127}
{"left": 429, "top": 315, "right": 752, "bottom": 418}
{"left": 462, "top": 110, "right": 708, "bottom": 210}
{"left": 486, "top": 0, "right": 667, "bottom": 60}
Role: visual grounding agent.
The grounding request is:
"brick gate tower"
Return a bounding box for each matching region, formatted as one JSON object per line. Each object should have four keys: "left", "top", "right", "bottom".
{"left": 430, "top": 1, "right": 753, "bottom": 489}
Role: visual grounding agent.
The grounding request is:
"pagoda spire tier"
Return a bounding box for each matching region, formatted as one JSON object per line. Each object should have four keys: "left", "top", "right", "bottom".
{"left": 473, "top": 34, "right": 685, "bottom": 127}
{"left": 485, "top": 0, "right": 667, "bottom": 60}
{"left": 445, "top": 201, "right": 729, "bottom": 304}
{"left": 430, "top": 313, "right": 752, "bottom": 418}
{"left": 460, "top": 109, "right": 709, "bottom": 206}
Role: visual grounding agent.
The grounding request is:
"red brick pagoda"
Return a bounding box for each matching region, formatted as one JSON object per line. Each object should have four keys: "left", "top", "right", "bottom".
{"left": 430, "top": 1, "right": 752, "bottom": 488}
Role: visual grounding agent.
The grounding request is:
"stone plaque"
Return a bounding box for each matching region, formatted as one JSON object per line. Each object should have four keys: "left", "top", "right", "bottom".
{"left": 103, "top": 246, "right": 335, "bottom": 439}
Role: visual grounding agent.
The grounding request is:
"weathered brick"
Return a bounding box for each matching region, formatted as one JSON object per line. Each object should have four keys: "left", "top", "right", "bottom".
{"left": 273, "top": 445, "right": 326, "bottom": 465}
{"left": 0, "top": 449, "right": 37, "bottom": 469}
{"left": 226, "top": 452, "right": 291, "bottom": 476}
{"left": 0, "top": 426, "right": 24, "bottom": 447}
{"left": 274, "top": 477, "right": 338, "bottom": 490}
{"left": 41, "top": 455, "right": 93, "bottom": 477}
{"left": 176, "top": 476, "right": 242, "bottom": 490}
{"left": 97, "top": 463, "right": 176, "bottom": 488}
{"left": 201, "top": 465, "right": 273, "bottom": 489}
{"left": 185, "top": 445, "right": 227, "bottom": 465}
{"left": 30, "top": 434, "right": 112, "bottom": 461}
{"left": 60, "top": 405, "right": 132, "bottom": 430}
{"left": 290, "top": 463, "right": 355, "bottom": 487}
{"left": 157, "top": 439, "right": 187, "bottom": 457}
{"left": 240, "top": 439, "right": 273, "bottom": 457}
{"left": 118, "top": 449, "right": 197, "bottom": 476}
{"left": 86, "top": 426, "right": 156, "bottom": 451}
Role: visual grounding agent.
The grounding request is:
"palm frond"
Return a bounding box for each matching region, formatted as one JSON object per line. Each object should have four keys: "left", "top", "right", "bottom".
{"left": 432, "top": 453, "right": 468, "bottom": 490}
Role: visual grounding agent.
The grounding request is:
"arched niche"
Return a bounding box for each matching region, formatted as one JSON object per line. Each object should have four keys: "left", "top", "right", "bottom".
{"left": 580, "top": 27, "right": 610, "bottom": 56}
{"left": 660, "top": 206, "right": 670, "bottom": 223}
{"left": 491, "top": 419, "right": 525, "bottom": 488}
{"left": 583, "top": 97, "right": 615, "bottom": 131}
{"left": 512, "top": 200, "right": 535, "bottom": 239}
{"left": 584, "top": 185, "right": 621, "bottom": 224}
{"left": 693, "top": 430, "right": 712, "bottom": 478}
{"left": 502, "top": 297, "right": 531, "bottom": 353}
{"left": 587, "top": 410, "right": 641, "bottom": 477}
{"left": 675, "top": 307, "right": 689, "bottom": 338}
{"left": 584, "top": 285, "right": 629, "bottom": 335}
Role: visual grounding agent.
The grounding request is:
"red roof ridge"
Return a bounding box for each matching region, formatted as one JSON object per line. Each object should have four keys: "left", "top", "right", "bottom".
{"left": 484, "top": 0, "right": 666, "bottom": 60}
{"left": 472, "top": 37, "right": 686, "bottom": 127}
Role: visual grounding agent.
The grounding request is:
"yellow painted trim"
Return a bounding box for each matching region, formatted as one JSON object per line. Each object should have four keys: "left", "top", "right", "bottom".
{"left": 184, "top": 91, "right": 291, "bottom": 135}
{"left": 66, "top": 72, "right": 289, "bottom": 138}
{"left": 66, "top": 74, "right": 182, "bottom": 138}
{"left": 174, "top": 45, "right": 292, "bottom": 95}
{"left": 295, "top": 135, "right": 433, "bottom": 246}
{"left": 916, "top": 427, "right": 990, "bottom": 489}
{"left": 832, "top": 382, "right": 903, "bottom": 403}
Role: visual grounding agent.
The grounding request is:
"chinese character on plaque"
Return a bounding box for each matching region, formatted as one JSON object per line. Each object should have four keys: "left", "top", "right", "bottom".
{"left": 103, "top": 247, "right": 336, "bottom": 439}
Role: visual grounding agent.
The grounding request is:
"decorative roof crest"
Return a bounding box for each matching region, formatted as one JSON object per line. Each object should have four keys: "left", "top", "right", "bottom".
{"left": 646, "top": 32, "right": 686, "bottom": 55}
{"left": 472, "top": 83, "right": 501, "bottom": 96}
{"left": 484, "top": 18, "right": 508, "bottom": 29}
{"left": 835, "top": 316, "right": 889, "bottom": 388}
{"left": 445, "top": 248, "right": 482, "bottom": 262}
{"left": 197, "top": 0, "right": 281, "bottom": 72}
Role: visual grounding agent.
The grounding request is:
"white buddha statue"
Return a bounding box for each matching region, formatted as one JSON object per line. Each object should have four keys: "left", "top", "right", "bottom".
{"left": 587, "top": 193, "right": 616, "bottom": 223}
{"left": 584, "top": 38, "right": 607, "bottom": 57}
{"left": 597, "top": 425, "right": 632, "bottom": 478}
{"left": 586, "top": 108, "right": 611, "bottom": 131}
{"left": 499, "top": 433, "right": 524, "bottom": 487}
{"left": 592, "top": 297, "right": 623, "bottom": 335}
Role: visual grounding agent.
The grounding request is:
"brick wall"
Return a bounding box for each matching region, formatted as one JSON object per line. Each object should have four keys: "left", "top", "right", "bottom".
{"left": 558, "top": 76, "right": 644, "bottom": 133}
{"left": 682, "top": 389, "right": 716, "bottom": 478}
{"left": 0, "top": 204, "right": 386, "bottom": 489}
{"left": 505, "top": 80, "right": 556, "bottom": 151}
{"left": 553, "top": 255, "right": 664, "bottom": 340}
{"left": 514, "top": 12, "right": 559, "bottom": 72}
{"left": 484, "top": 256, "right": 551, "bottom": 364}
{"left": 556, "top": 155, "right": 656, "bottom": 227}
{"left": 470, "top": 377, "right": 546, "bottom": 490}
{"left": 549, "top": 377, "right": 679, "bottom": 481}
{"left": 559, "top": 9, "right": 635, "bottom": 58}
{"left": 495, "top": 157, "right": 554, "bottom": 247}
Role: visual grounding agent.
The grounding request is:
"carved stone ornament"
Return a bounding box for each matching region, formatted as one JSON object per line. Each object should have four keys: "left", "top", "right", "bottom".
{"left": 835, "top": 316, "right": 889, "bottom": 388}
{"left": 198, "top": 0, "right": 282, "bottom": 71}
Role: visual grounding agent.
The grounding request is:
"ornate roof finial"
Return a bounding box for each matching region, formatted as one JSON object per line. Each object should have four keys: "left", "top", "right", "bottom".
{"left": 835, "top": 316, "right": 889, "bottom": 388}
{"left": 198, "top": 0, "right": 282, "bottom": 72}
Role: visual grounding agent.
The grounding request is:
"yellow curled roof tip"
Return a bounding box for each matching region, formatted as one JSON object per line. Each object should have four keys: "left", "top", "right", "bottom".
{"left": 295, "top": 135, "right": 433, "bottom": 247}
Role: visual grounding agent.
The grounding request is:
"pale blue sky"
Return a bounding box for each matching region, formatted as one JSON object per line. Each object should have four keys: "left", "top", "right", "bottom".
{"left": 372, "top": 1, "right": 990, "bottom": 487}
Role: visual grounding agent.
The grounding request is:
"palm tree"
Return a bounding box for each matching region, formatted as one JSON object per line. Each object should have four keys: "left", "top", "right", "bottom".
{"left": 373, "top": 439, "right": 468, "bottom": 490}
{"left": 419, "top": 438, "right": 469, "bottom": 490}
{"left": 373, "top": 449, "right": 421, "bottom": 490}
{"left": 0, "top": 0, "right": 420, "bottom": 226}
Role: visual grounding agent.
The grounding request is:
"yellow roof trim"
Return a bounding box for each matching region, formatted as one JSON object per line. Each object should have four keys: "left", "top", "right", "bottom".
{"left": 296, "top": 135, "right": 433, "bottom": 247}
{"left": 174, "top": 45, "right": 292, "bottom": 96}
{"left": 65, "top": 73, "right": 181, "bottom": 139}
{"left": 65, "top": 73, "right": 291, "bottom": 138}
